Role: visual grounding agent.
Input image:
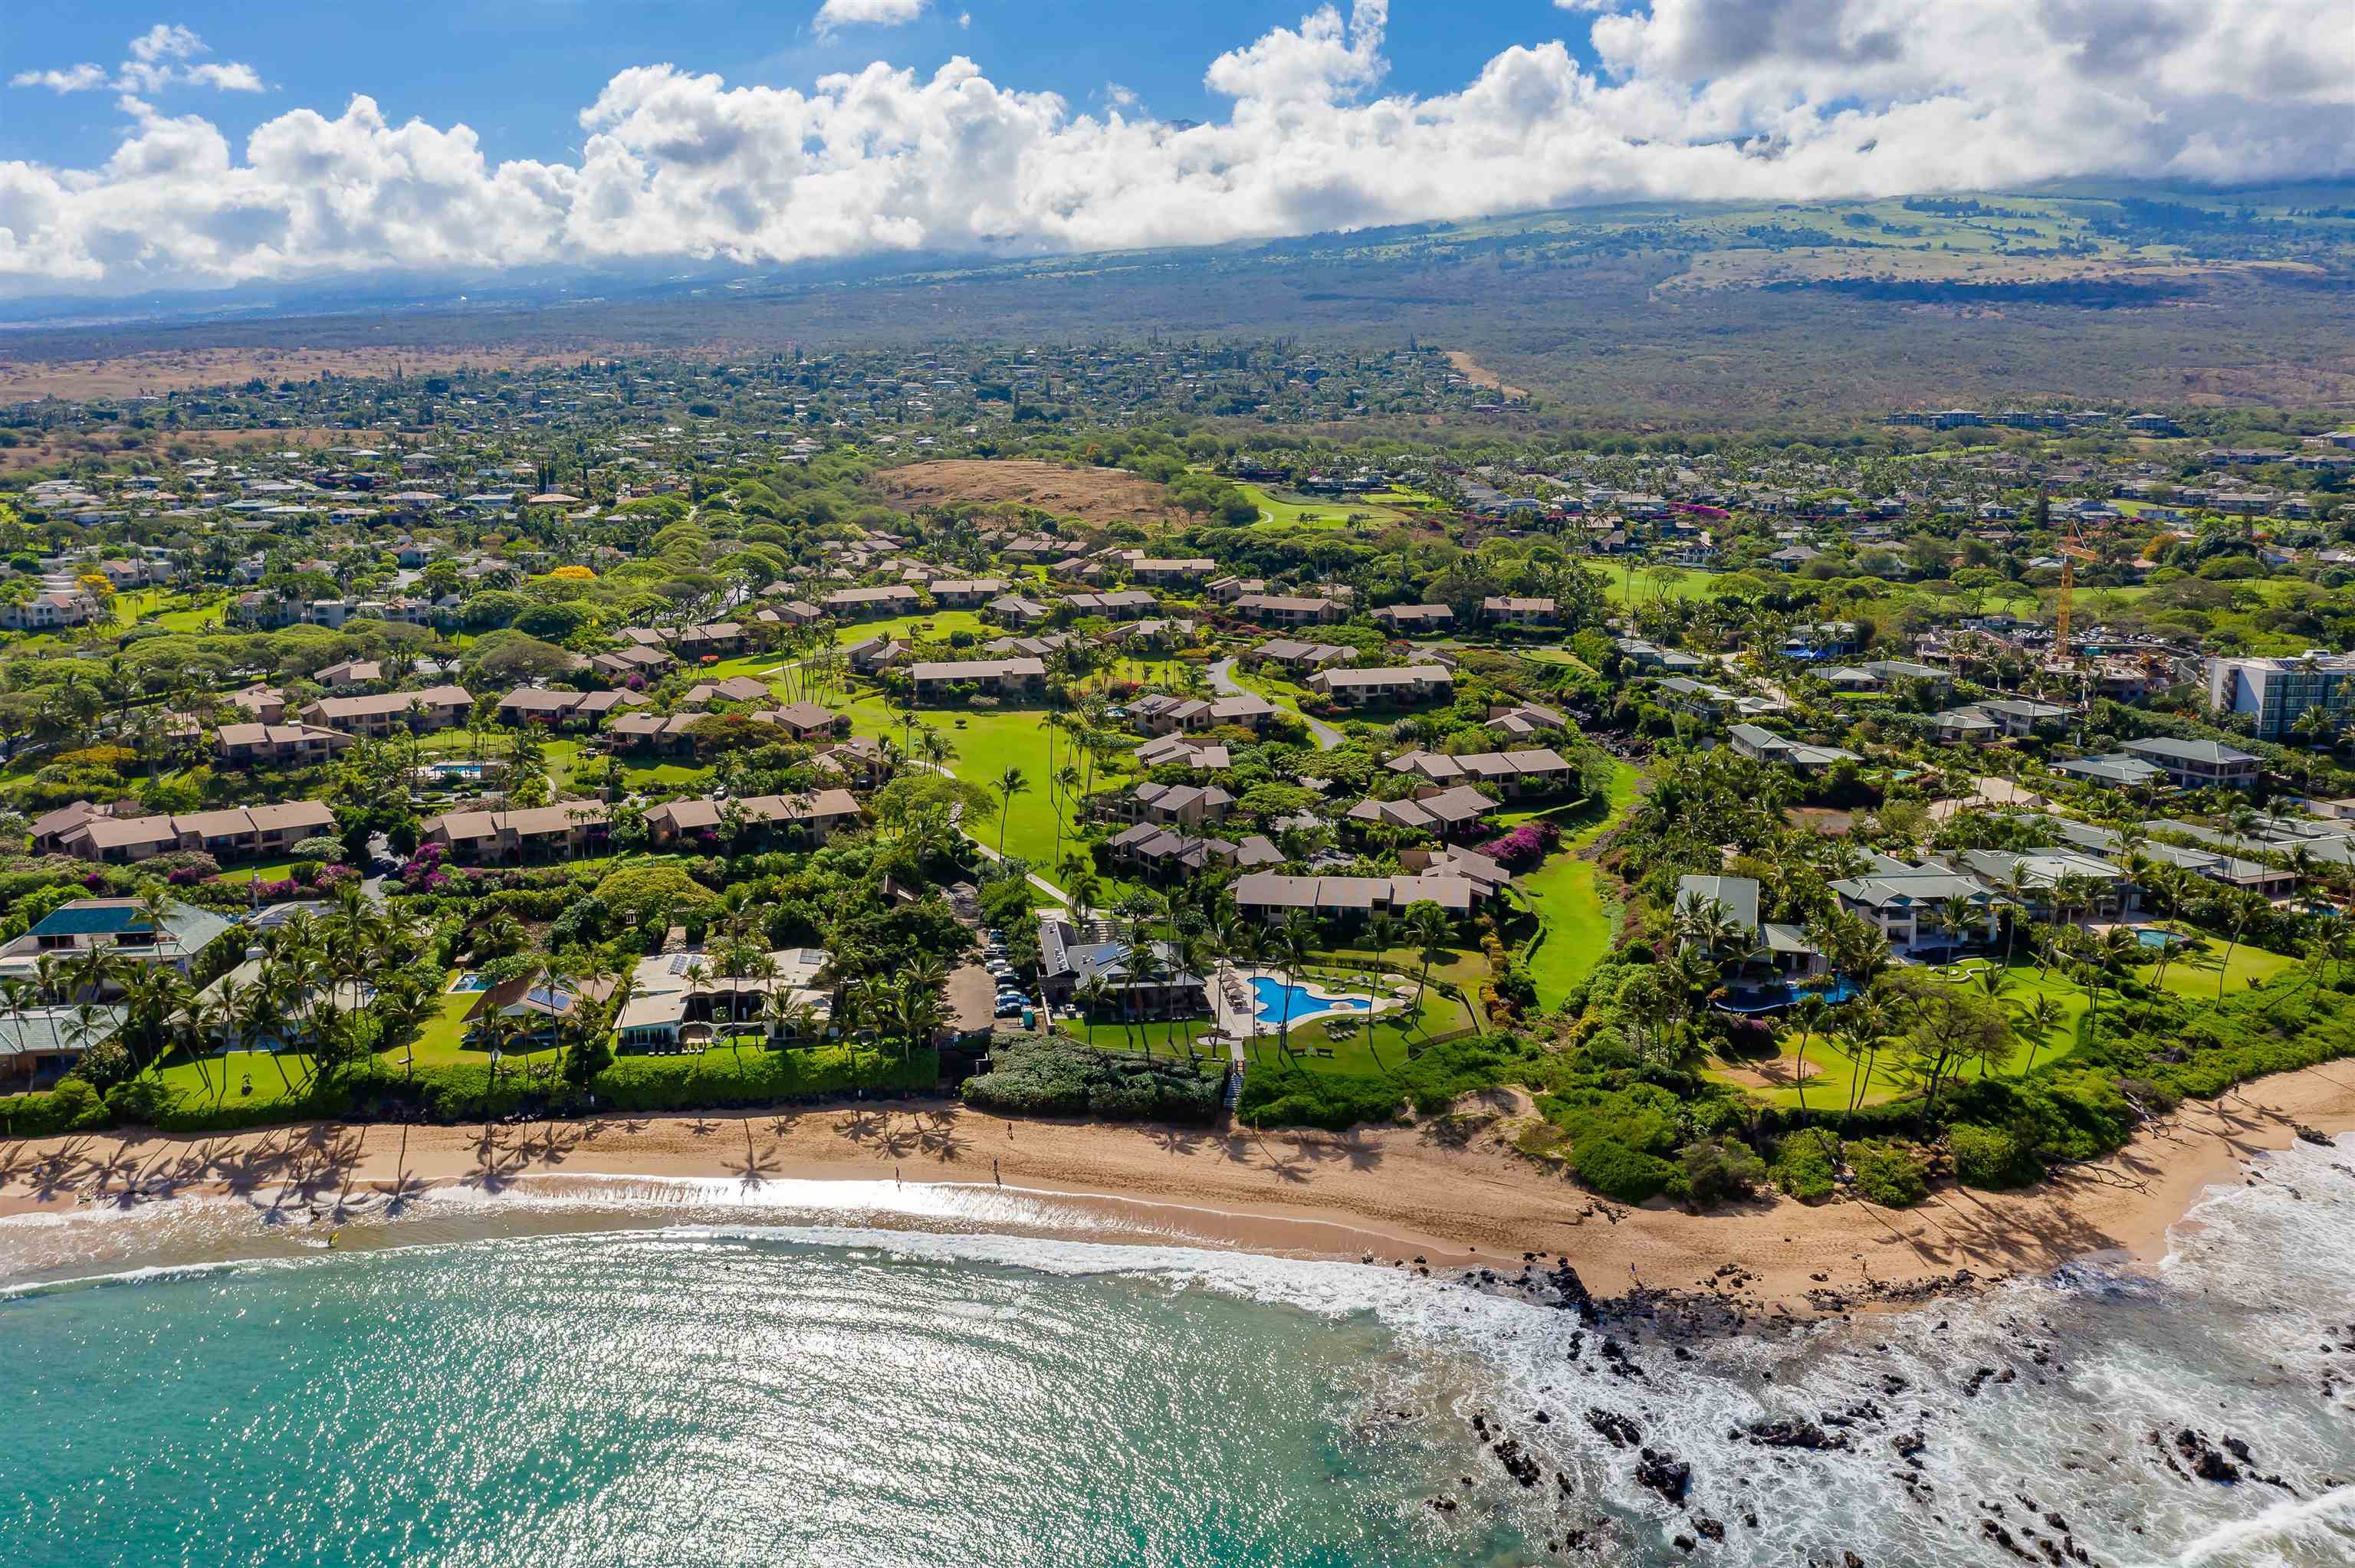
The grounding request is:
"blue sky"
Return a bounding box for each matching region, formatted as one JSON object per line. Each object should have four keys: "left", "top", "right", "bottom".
{"left": 5, "top": 5, "right": 1605, "bottom": 170}
{"left": 2, "top": 2, "right": 2344, "bottom": 297}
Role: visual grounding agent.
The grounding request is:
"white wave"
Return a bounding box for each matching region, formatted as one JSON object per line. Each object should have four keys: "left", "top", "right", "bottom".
{"left": 2155, "top": 1483, "right": 2355, "bottom": 1568}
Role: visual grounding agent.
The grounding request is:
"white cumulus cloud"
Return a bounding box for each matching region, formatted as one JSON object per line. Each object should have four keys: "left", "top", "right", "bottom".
{"left": 8, "top": 24, "right": 262, "bottom": 97}
{"left": 1, "top": 0, "right": 2349, "bottom": 297}
{"left": 813, "top": 0, "right": 928, "bottom": 34}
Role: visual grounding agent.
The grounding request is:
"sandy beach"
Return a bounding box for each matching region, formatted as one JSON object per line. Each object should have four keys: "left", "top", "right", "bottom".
{"left": 4, "top": 1062, "right": 2351, "bottom": 1310}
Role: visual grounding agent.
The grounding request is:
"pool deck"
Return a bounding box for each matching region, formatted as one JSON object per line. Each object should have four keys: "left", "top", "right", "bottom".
{"left": 1210, "top": 966, "right": 1401, "bottom": 1039}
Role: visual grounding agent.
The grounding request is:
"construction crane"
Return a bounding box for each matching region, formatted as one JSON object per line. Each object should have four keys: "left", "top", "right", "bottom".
{"left": 2054, "top": 515, "right": 2092, "bottom": 650}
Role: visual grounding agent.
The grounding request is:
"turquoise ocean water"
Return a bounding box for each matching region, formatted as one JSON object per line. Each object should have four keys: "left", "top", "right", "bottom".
{"left": 3, "top": 1144, "right": 2353, "bottom": 1566}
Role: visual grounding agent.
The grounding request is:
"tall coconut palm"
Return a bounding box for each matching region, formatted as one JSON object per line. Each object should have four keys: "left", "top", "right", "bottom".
{"left": 994, "top": 766, "right": 1030, "bottom": 858}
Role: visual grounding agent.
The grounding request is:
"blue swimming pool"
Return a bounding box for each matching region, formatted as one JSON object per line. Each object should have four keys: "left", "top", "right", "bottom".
{"left": 2134, "top": 927, "right": 2186, "bottom": 950}
{"left": 1250, "top": 976, "right": 1371, "bottom": 1025}
{"left": 448, "top": 973, "right": 490, "bottom": 993}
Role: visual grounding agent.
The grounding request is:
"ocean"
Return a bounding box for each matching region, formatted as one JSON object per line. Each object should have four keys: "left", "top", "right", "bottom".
{"left": 2, "top": 1140, "right": 2350, "bottom": 1567}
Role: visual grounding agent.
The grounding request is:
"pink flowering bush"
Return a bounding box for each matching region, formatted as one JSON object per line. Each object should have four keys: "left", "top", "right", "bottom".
{"left": 1476, "top": 821, "right": 1560, "bottom": 868}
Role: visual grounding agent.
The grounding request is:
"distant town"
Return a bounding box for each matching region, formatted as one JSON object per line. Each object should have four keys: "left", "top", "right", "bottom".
{"left": 0, "top": 348, "right": 2348, "bottom": 1215}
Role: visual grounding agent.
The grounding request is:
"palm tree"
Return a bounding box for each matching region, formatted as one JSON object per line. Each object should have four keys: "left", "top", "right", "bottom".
{"left": 1273, "top": 914, "right": 1317, "bottom": 1062}
{"left": 2215, "top": 890, "right": 2265, "bottom": 1005}
{"left": 2008, "top": 993, "right": 2068, "bottom": 1075}
{"left": 1407, "top": 904, "right": 1452, "bottom": 1012}
{"left": 994, "top": 766, "right": 1030, "bottom": 858}
{"left": 1787, "top": 992, "right": 1832, "bottom": 1115}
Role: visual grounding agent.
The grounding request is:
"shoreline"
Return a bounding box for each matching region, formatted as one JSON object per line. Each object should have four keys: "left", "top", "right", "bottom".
{"left": 3, "top": 1063, "right": 2351, "bottom": 1312}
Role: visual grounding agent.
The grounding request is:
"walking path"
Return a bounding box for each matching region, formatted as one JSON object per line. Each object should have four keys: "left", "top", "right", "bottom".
{"left": 1207, "top": 657, "right": 1342, "bottom": 750}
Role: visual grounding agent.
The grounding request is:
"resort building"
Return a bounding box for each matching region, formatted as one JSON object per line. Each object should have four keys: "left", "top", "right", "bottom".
{"left": 611, "top": 948, "right": 834, "bottom": 1052}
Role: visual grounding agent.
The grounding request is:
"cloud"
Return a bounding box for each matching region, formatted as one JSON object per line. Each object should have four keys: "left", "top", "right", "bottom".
{"left": 10, "top": 64, "right": 110, "bottom": 93}
{"left": 2, "top": 0, "right": 2350, "bottom": 295}
{"left": 813, "top": 0, "right": 928, "bottom": 34}
{"left": 9, "top": 25, "right": 263, "bottom": 97}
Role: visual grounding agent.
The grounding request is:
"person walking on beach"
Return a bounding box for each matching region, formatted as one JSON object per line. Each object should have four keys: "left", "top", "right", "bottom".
{"left": 993, "top": 1159, "right": 1001, "bottom": 1186}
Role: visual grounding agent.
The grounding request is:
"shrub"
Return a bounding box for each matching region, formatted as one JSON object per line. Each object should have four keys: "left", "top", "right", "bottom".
{"left": 1947, "top": 1122, "right": 2041, "bottom": 1189}
{"left": 1770, "top": 1127, "right": 1840, "bottom": 1202}
{"left": 1572, "top": 1137, "right": 1675, "bottom": 1204}
{"left": 74, "top": 1037, "right": 138, "bottom": 1091}
{"left": 103, "top": 1075, "right": 176, "bottom": 1124}
{"left": 967, "top": 1038, "right": 1220, "bottom": 1124}
{"left": 0, "top": 1077, "right": 110, "bottom": 1137}
{"left": 1678, "top": 1137, "right": 1767, "bottom": 1208}
{"left": 1848, "top": 1138, "right": 1929, "bottom": 1208}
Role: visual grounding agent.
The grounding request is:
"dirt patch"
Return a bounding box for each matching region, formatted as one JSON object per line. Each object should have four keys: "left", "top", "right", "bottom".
{"left": 1, "top": 425, "right": 358, "bottom": 474}
{"left": 0, "top": 343, "right": 631, "bottom": 403}
{"left": 875, "top": 458, "right": 1191, "bottom": 527}
{"left": 1444, "top": 350, "right": 1529, "bottom": 400}
{"left": 1716, "top": 1056, "right": 1825, "bottom": 1091}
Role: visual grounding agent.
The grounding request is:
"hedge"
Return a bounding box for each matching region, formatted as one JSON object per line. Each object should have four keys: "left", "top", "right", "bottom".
{"left": 962, "top": 1038, "right": 1220, "bottom": 1124}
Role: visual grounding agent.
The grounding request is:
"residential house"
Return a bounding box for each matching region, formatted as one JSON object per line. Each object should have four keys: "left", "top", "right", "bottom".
{"left": 909, "top": 658, "right": 1047, "bottom": 703}
{"left": 928, "top": 578, "right": 1007, "bottom": 607}
{"left": 1728, "top": 723, "right": 1861, "bottom": 773}
{"left": 2051, "top": 753, "right": 2169, "bottom": 790}
{"left": 50, "top": 802, "right": 337, "bottom": 864}
{"left": 1035, "top": 921, "right": 1203, "bottom": 1014}
{"left": 611, "top": 948, "right": 834, "bottom": 1052}
{"left": 422, "top": 800, "right": 614, "bottom": 864}
{"left": 1230, "top": 871, "right": 1484, "bottom": 923}
{"left": 1385, "top": 747, "right": 1576, "bottom": 797}
{"left": 1308, "top": 664, "right": 1455, "bottom": 707}
{"left": 1345, "top": 785, "right": 1496, "bottom": 839}
{"left": 0, "top": 1005, "right": 123, "bottom": 1089}
{"left": 300, "top": 684, "right": 473, "bottom": 738}
{"left": 1371, "top": 604, "right": 1456, "bottom": 635}
{"left": 2122, "top": 736, "right": 2259, "bottom": 791}
{"left": 642, "top": 789, "right": 863, "bottom": 848}
{"left": 215, "top": 723, "right": 355, "bottom": 767}
{"left": 1230, "top": 593, "right": 1344, "bottom": 627}
{"left": 1826, "top": 855, "right": 2003, "bottom": 959}
{"left": 1064, "top": 590, "right": 1158, "bottom": 620}
{"left": 757, "top": 701, "right": 842, "bottom": 743}
{"left": 0, "top": 899, "right": 236, "bottom": 989}
{"left": 1253, "top": 638, "right": 1353, "bottom": 672}
{"left": 1480, "top": 596, "right": 1559, "bottom": 628}
{"left": 823, "top": 586, "right": 921, "bottom": 618}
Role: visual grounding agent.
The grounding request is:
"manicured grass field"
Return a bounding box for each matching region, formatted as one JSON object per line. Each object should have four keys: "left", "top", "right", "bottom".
{"left": 1598, "top": 566, "right": 1730, "bottom": 606}
{"left": 1711, "top": 959, "right": 2091, "bottom": 1110}
{"left": 1234, "top": 484, "right": 1411, "bottom": 532}
{"left": 826, "top": 610, "right": 988, "bottom": 646}
{"left": 155, "top": 1050, "right": 320, "bottom": 1110}
{"left": 842, "top": 697, "right": 1107, "bottom": 877}
{"left": 1510, "top": 761, "right": 1642, "bottom": 1009}
{"left": 2139, "top": 934, "right": 2296, "bottom": 1000}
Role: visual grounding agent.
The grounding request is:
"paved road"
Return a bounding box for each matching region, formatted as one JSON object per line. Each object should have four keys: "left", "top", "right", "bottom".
{"left": 1208, "top": 658, "right": 1342, "bottom": 750}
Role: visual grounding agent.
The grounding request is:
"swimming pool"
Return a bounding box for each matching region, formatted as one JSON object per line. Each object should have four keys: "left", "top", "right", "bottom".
{"left": 2134, "top": 927, "right": 2186, "bottom": 951}
{"left": 1250, "top": 976, "right": 1371, "bottom": 1025}
{"left": 448, "top": 973, "right": 490, "bottom": 993}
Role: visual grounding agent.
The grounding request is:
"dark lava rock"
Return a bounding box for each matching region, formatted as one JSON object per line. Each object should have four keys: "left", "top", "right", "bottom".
{"left": 1585, "top": 1407, "right": 1642, "bottom": 1448}
{"left": 1492, "top": 1437, "right": 1542, "bottom": 1488}
{"left": 1694, "top": 1516, "right": 1726, "bottom": 1542}
{"left": 2173, "top": 1429, "right": 2243, "bottom": 1484}
{"left": 1635, "top": 1447, "right": 1692, "bottom": 1506}
{"left": 1736, "top": 1418, "right": 1851, "bottom": 1452}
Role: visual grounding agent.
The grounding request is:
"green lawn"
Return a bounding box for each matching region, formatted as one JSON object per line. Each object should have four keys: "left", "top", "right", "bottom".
{"left": 1234, "top": 484, "right": 1408, "bottom": 532}
{"left": 216, "top": 859, "right": 307, "bottom": 886}
{"left": 1510, "top": 761, "right": 1642, "bottom": 1009}
{"left": 1246, "top": 961, "right": 1476, "bottom": 1075}
{"left": 842, "top": 697, "right": 1110, "bottom": 877}
{"left": 826, "top": 610, "right": 988, "bottom": 646}
{"left": 2139, "top": 934, "right": 2297, "bottom": 1000}
{"left": 1600, "top": 566, "right": 1733, "bottom": 606}
{"left": 1712, "top": 958, "right": 2091, "bottom": 1110}
{"left": 154, "top": 1050, "right": 320, "bottom": 1110}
